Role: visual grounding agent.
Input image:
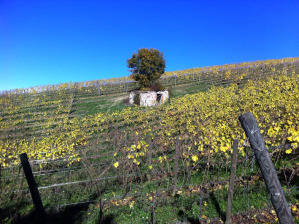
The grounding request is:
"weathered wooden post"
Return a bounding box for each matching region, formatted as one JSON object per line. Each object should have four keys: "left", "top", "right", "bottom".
{"left": 226, "top": 139, "right": 239, "bottom": 224}
{"left": 19, "top": 153, "right": 45, "bottom": 214}
{"left": 109, "top": 123, "right": 113, "bottom": 141}
{"left": 173, "top": 136, "right": 179, "bottom": 194}
{"left": 96, "top": 81, "right": 101, "bottom": 96}
{"left": 0, "top": 165, "right": 2, "bottom": 193}
{"left": 209, "top": 73, "right": 214, "bottom": 86}
{"left": 239, "top": 112, "right": 294, "bottom": 224}
{"left": 145, "top": 138, "right": 154, "bottom": 181}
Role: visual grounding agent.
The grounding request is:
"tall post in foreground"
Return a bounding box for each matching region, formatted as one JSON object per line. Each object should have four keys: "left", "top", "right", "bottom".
{"left": 226, "top": 139, "right": 239, "bottom": 224}
{"left": 239, "top": 112, "right": 294, "bottom": 224}
{"left": 19, "top": 153, "right": 45, "bottom": 214}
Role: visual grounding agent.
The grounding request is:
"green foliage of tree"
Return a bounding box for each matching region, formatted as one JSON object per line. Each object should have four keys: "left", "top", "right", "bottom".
{"left": 127, "top": 48, "right": 166, "bottom": 89}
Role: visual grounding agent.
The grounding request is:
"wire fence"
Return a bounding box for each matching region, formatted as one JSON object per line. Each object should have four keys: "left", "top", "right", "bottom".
{"left": 1, "top": 134, "right": 297, "bottom": 222}
{"left": 0, "top": 60, "right": 298, "bottom": 146}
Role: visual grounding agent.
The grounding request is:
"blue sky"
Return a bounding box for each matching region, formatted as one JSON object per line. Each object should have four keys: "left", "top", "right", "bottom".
{"left": 1, "top": 0, "right": 298, "bottom": 91}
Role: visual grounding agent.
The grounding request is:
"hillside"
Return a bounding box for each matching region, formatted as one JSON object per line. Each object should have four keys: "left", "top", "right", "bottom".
{"left": 0, "top": 57, "right": 298, "bottom": 223}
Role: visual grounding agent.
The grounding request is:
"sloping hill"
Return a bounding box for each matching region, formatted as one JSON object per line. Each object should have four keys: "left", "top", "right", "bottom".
{"left": 0, "top": 57, "right": 298, "bottom": 223}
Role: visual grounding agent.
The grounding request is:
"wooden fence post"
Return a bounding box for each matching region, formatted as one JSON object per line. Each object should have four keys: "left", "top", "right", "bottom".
{"left": 209, "top": 73, "right": 214, "bottom": 86}
{"left": 19, "top": 153, "right": 45, "bottom": 214}
{"left": 148, "top": 138, "right": 153, "bottom": 167}
{"left": 226, "top": 139, "right": 239, "bottom": 224}
{"left": 173, "top": 136, "right": 179, "bottom": 194}
{"left": 147, "top": 138, "right": 153, "bottom": 181}
{"left": 239, "top": 112, "right": 294, "bottom": 224}
{"left": 109, "top": 123, "right": 113, "bottom": 141}
{"left": 0, "top": 165, "right": 2, "bottom": 192}
{"left": 96, "top": 81, "right": 101, "bottom": 96}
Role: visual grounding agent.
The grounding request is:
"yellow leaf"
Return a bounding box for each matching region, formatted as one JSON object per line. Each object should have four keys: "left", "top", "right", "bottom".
{"left": 191, "top": 155, "right": 198, "bottom": 162}
{"left": 129, "top": 201, "right": 135, "bottom": 208}
{"left": 198, "top": 145, "right": 203, "bottom": 152}
{"left": 286, "top": 149, "right": 292, "bottom": 154}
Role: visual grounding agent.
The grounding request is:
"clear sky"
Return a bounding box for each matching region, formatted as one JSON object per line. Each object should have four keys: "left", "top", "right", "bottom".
{"left": 1, "top": 0, "right": 298, "bottom": 91}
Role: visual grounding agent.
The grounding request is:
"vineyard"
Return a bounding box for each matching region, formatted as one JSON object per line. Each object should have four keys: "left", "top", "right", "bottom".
{"left": 0, "top": 57, "right": 299, "bottom": 223}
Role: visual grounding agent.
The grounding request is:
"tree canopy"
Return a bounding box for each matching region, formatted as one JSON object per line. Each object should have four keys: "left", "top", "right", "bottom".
{"left": 127, "top": 48, "right": 166, "bottom": 89}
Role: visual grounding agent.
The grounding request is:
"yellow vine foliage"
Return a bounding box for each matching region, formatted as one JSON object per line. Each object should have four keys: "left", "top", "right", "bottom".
{"left": 0, "top": 58, "right": 298, "bottom": 169}
{"left": 108, "top": 74, "right": 299, "bottom": 166}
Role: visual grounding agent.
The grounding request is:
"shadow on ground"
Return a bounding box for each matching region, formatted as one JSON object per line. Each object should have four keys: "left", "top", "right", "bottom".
{"left": 6, "top": 203, "right": 115, "bottom": 224}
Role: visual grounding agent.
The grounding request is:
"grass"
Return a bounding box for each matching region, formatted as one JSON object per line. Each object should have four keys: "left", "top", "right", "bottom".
{"left": 47, "top": 182, "right": 291, "bottom": 224}
{"left": 76, "top": 93, "right": 131, "bottom": 115}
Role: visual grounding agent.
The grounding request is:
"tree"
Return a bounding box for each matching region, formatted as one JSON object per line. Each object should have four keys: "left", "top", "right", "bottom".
{"left": 127, "top": 48, "right": 166, "bottom": 89}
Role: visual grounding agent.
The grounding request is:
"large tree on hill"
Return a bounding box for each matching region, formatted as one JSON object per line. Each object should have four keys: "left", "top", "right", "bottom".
{"left": 127, "top": 48, "right": 166, "bottom": 89}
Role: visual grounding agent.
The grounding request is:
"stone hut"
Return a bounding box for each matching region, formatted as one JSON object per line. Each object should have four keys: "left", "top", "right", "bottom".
{"left": 129, "top": 90, "right": 169, "bottom": 107}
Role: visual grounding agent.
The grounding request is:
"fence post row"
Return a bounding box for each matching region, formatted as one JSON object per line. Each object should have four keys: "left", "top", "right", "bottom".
{"left": 19, "top": 153, "right": 45, "bottom": 214}
{"left": 239, "top": 112, "right": 294, "bottom": 224}
{"left": 226, "top": 139, "right": 239, "bottom": 224}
